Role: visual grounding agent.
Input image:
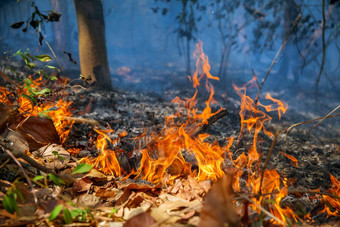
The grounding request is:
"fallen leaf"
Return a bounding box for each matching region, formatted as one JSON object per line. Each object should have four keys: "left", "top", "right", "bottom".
{"left": 72, "top": 177, "right": 93, "bottom": 194}
{"left": 0, "top": 103, "right": 20, "bottom": 134}
{"left": 33, "top": 144, "right": 70, "bottom": 170}
{"left": 199, "top": 174, "right": 241, "bottom": 227}
{"left": 150, "top": 193, "right": 201, "bottom": 224}
{"left": 5, "top": 131, "right": 29, "bottom": 155}
{"left": 96, "top": 188, "right": 122, "bottom": 199}
{"left": 116, "top": 179, "right": 160, "bottom": 190}
{"left": 123, "top": 211, "right": 158, "bottom": 227}
{"left": 15, "top": 116, "right": 60, "bottom": 151}
{"left": 73, "top": 194, "right": 102, "bottom": 209}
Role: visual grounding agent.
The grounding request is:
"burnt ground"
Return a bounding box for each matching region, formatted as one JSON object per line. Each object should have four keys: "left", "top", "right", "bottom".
{"left": 61, "top": 68, "right": 340, "bottom": 223}
{"left": 1, "top": 64, "right": 340, "bottom": 225}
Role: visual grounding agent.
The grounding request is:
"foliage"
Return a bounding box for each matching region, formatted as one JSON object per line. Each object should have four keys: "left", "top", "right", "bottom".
{"left": 2, "top": 183, "right": 24, "bottom": 214}
{"left": 72, "top": 163, "right": 93, "bottom": 174}
{"left": 10, "top": 2, "right": 61, "bottom": 45}
{"left": 49, "top": 203, "right": 94, "bottom": 224}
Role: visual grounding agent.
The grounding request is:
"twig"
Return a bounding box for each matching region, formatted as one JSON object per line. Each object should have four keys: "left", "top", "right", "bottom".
{"left": 0, "top": 71, "right": 23, "bottom": 92}
{"left": 258, "top": 130, "right": 280, "bottom": 196}
{"left": 187, "top": 109, "right": 229, "bottom": 137}
{"left": 65, "top": 116, "right": 106, "bottom": 128}
{"left": 43, "top": 34, "right": 66, "bottom": 78}
{"left": 0, "top": 137, "right": 55, "bottom": 174}
{"left": 283, "top": 113, "right": 340, "bottom": 150}
{"left": 315, "top": 0, "right": 326, "bottom": 100}
{"left": 2, "top": 147, "right": 38, "bottom": 205}
{"left": 254, "top": 13, "right": 302, "bottom": 108}
{"left": 309, "top": 104, "right": 340, "bottom": 131}
{"left": 0, "top": 158, "right": 10, "bottom": 170}
{"left": 242, "top": 195, "right": 287, "bottom": 226}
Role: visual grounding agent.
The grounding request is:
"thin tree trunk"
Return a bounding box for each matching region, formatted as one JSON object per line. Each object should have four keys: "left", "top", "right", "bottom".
{"left": 74, "top": 0, "right": 112, "bottom": 90}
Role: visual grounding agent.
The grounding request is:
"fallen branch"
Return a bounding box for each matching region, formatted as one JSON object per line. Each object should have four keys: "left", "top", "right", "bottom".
{"left": 187, "top": 109, "right": 229, "bottom": 138}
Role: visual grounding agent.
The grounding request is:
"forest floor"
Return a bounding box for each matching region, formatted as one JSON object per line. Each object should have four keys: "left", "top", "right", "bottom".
{"left": 0, "top": 65, "right": 340, "bottom": 226}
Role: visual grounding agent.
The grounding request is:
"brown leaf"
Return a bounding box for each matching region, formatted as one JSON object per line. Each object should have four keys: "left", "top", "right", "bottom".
{"left": 15, "top": 116, "right": 60, "bottom": 151}
{"left": 6, "top": 131, "right": 29, "bottom": 155}
{"left": 199, "top": 174, "right": 241, "bottom": 227}
{"left": 72, "top": 178, "right": 93, "bottom": 194}
{"left": 0, "top": 103, "right": 21, "bottom": 134}
{"left": 116, "top": 179, "right": 160, "bottom": 190}
{"left": 95, "top": 188, "right": 122, "bottom": 199}
{"left": 123, "top": 212, "right": 158, "bottom": 227}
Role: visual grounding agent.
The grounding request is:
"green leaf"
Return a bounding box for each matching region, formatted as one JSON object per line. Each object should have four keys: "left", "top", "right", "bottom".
{"left": 34, "top": 54, "right": 52, "bottom": 62}
{"left": 49, "top": 204, "right": 63, "bottom": 221}
{"left": 33, "top": 175, "right": 45, "bottom": 181}
{"left": 48, "top": 173, "right": 64, "bottom": 186}
{"left": 8, "top": 66, "right": 17, "bottom": 73}
{"left": 38, "top": 112, "right": 52, "bottom": 119}
{"left": 49, "top": 76, "right": 58, "bottom": 81}
{"left": 85, "top": 208, "right": 94, "bottom": 220}
{"left": 27, "top": 62, "right": 35, "bottom": 69}
{"left": 33, "top": 88, "right": 51, "bottom": 96}
{"left": 72, "top": 163, "right": 93, "bottom": 174}
{"left": 46, "top": 65, "right": 60, "bottom": 72}
{"left": 108, "top": 208, "right": 118, "bottom": 217}
{"left": 15, "top": 187, "right": 24, "bottom": 202}
{"left": 63, "top": 208, "right": 73, "bottom": 224}
{"left": 2, "top": 192, "right": 18, "bottom": 214}
{"left": 52, "top": 151, "right": 65, "bottom": 161}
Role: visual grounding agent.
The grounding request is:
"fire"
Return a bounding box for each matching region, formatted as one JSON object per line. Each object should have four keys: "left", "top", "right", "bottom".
{"left": 130, "top": 41, "right": 227, "bottom": 183}
{"left": 0, "top": 76, "right": 74, "bottom": 143}
{"left": 81, "top": 128, "right": 121, "bottom": 176}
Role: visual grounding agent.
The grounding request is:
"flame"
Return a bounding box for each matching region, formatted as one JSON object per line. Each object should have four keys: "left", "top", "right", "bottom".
{"left": 0, "top": 76, "right": 74, "bottom": 143}
{"left": 81, "top": 128, "right": 121, "bottom": 176}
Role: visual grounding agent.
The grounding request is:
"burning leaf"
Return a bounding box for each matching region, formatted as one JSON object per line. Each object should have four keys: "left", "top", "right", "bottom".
{"left": 279, "top": 151, "right": 299, "bottom": 168}
{"left": 200, "top": 174, "right": 241, "bottom": 227}
{"left": 123, "top": 212, "right": 158, "bottom": 227}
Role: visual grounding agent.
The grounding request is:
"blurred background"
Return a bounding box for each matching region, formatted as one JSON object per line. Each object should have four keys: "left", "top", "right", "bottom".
{"left": 1, "top": 0, "right": 340, "bottom": 106}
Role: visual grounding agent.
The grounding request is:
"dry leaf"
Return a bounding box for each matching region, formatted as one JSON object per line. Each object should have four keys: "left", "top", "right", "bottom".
{"left": 0, "top": 103, "right": 20, "bottom": 134}
{"left": 199, "top": 174, "right": 241, "bottom": 227}
{"left": 15, "top": 116, "right": 60, "bottom": 151}
{"left": 96, "top": 188, "right": 122, "bottom": 199}
{"left": 123, "top": 211, "right": 158, "bottom": 227}
{"left": 72, "top": 177, "right": 93, "bottom": 194}
{"left": 6, "top": 130, "right": 29, "bottom": 155}
{"left": 151, "top": 193, "right": 201, "bottom": 224}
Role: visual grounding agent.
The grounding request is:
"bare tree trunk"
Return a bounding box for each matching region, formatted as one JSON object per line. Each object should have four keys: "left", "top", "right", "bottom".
{"left": 74, "top": 0, "right": 112, "bottom": 90}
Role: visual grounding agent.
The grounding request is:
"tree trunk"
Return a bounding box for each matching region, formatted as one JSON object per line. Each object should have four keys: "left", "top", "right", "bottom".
{"left": 74, "top": 0, "right": 112, "bottom": 90}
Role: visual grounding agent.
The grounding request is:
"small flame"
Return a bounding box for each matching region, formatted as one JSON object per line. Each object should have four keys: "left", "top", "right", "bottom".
{"left": 82, "top": 128, "right": 121, "bottom": 176}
